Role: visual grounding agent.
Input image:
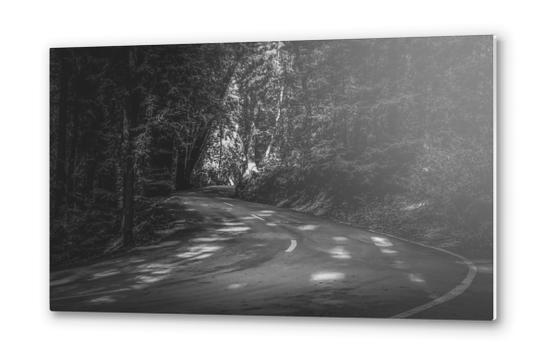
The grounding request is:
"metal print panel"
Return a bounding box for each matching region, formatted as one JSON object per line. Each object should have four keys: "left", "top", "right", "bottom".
{"left": 50, "top": 35, "right": 495, "bottom": 320}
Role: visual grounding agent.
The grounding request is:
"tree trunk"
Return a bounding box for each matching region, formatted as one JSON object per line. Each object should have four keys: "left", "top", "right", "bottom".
{"left": 218, "top": 122, "right": 223, "bottom": 181}
{"left": 120, "top": 47, "right": 139, "bottom": 247}
{"left": 174, "top": 146, "right": 192, "bottom": 190}
{"left": 175, "top": 127, "right": 209, "bottom": 190}
{"left": 53, "top": 52, "right": 69, "bottom": 217}
{"left": 121, "top": 107, "right": 136, "bottom": 246}
{"left": 243, "top": 121, "right": 258, "bottom": 178}
{"left": 66, "top": 104, "right": 79, "bottom": 209}
{"left": 264, "top": 84, "right": 284, "bottom": 159}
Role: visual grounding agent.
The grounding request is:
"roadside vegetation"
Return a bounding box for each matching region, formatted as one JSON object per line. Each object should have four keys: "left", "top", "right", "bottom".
{"left": 50, "top": 36, "right": 493, "bottom": 266}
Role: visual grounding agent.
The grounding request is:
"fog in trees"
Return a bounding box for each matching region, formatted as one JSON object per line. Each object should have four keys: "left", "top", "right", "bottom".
{"left": 50, "top": 36, "right": 493, "bottom": 266}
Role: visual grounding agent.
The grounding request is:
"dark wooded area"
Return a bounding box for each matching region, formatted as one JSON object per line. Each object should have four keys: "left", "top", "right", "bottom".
{"left": 50, "top": 36, "right": 493, "bottom": 266}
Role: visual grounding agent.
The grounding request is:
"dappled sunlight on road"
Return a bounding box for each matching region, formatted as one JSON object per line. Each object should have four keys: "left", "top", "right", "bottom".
{"left": 255, "top": 210, "right": 275, "bottom": 218}
{"left": 227, "top": 283, "right": 247, "bottom": 290}
{"left": 52, "top": 225, "right": 235, "bottom": 306}
{"left": 220, "top": 222, "right": 245, "bottom": 226}
{"left": 311, "top": 271, "right": 345, "bottom": 282}
{"left": 371, "top": 236, "right": 394, "bottom": 247}
{"left": 408, "top": 273, "right": 425, "bottom": 283}
{"left": 368, "top": 235, "right": 427, "bottom": 285}
{"left": 135, "top": 262, "right": 175, "bottom": 275}
{"left": 329, "top": 246, "right": 351, "bottom": 260}
{"left": 134, "top": 240, "right": 182, "bottom": 251}
{"left": 50, "top": 274, "right": 83, "bottom": 287}
{"left": 129, "top": 261, "right": 182, "bottom": 287}
{"left": 176, "top": 245, "right": 223, "bottom": 259}
{"left": 215, "top": 226, "right": 251, "bottom": 232}
{"left": 371, "top": 236, "right": 402, "bottom": 257}
{"left": 91, "top": 269, "right": 121, "bottom": 279}
{"left": 333, "top": 236, "right": 348, "bottom": 243}
{"left": 50, "top": 190, "right": 479, "bottom": 318}
{"left": 135, "top": 274, "right": 168, "bottom": 284}
{"left": 298, "top": 224, "right": 319, "bottom": 231}
{"left": 69, "top": 242, "right": 228, "bottom": 302}
{"left": 89, "top": 295, "right": 116, "bottom": 304}
{"left": 191, "top": 236, "right": 232, "bottom": 242}
{"left": 240, "top": 216, "right": 259, "bottom": 220}
{"left": 192, "top": 253, "right": 213, "bottom": 260}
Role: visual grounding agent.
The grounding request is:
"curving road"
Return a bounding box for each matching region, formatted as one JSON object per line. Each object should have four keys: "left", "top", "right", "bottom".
{"left": 50, "top": 188, "right": 493, "bottom": 319}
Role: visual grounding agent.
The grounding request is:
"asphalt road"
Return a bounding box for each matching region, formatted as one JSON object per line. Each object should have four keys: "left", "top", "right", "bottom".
{"left": 50, "top": 189, "right": 493, "bottom": 319}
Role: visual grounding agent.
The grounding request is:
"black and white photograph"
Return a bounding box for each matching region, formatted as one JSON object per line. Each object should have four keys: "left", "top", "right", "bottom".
{"left": 11, "top": 0, "right": 542, "bottom": 352}
{"left": 49, "top": 35, "right": 494, "bottom": 320}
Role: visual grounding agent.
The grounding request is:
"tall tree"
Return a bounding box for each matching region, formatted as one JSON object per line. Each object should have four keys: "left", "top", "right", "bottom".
{"left": 120, "top": 47, "right": 141, "bottom": 247}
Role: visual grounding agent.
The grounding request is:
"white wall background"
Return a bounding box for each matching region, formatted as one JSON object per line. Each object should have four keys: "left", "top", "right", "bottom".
{"left": 0, "top": 0, "right": 538, "bottom": 352}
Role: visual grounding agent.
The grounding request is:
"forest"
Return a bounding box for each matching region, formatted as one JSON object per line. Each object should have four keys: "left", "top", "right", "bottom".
{"left": 50, "top": 36, "right": 493, "bottom": 267}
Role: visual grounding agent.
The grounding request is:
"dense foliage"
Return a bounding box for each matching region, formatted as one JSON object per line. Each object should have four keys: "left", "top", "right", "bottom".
{"left": 50, "top": 36, "right": 493, "bottom": 265}
{"left": 50, "top": 44, "right": 242, "bottom": 264}
{"left": 223, "top": 37, "right": 493, "bottom": 254}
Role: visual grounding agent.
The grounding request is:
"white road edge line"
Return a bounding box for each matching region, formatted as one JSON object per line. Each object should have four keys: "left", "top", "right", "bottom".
{"left": 223, "top": 202, "right": 233, "bottom": 207}
{"left": 285, "top": 239, "right": 297, "bottom": 253}
{"left": 251, "top": 214, "right": 265, "bottom": 221}
{"left": 372, "top": 230, "right": 479, "bottom": 319}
